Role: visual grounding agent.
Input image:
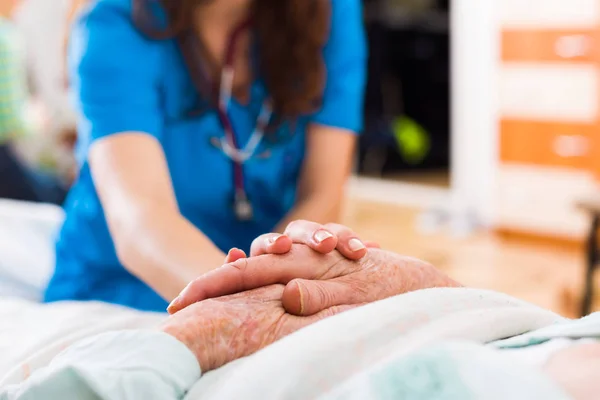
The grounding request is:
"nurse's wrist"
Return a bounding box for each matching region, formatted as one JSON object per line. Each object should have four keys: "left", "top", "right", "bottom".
{"left": 165, "top": 248, "right": 229, "bottom": 307}
{"left": 172, "top": 243, "right": 227, "bottom": 283}
{"left": 192, "top": 249, "right": 229, "bottom": 278}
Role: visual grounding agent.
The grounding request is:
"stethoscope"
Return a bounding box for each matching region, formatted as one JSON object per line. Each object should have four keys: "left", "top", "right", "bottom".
{"left": 210, "top": 19, "right": 273, "bottom": 221}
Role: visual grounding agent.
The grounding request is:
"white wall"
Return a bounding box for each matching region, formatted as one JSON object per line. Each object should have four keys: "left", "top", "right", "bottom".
{"left": 449, "top": 0, "right": 500, "bottom": 228}
{"left": 353, "top": 0, "right": 501, "bottom": 235}
{"left": 13, "top": 0, "right": 73, "bottom": 126}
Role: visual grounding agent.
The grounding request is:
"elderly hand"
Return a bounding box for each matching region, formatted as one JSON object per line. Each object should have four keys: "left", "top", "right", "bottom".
{"left": 160, "top": 285, "right": 356, "bottom": 372}
{"left": 223, "top": 220, "right": 380, "bottom": 265}
{"left": 168, "top": 244, "right": 461, "bottom": 315}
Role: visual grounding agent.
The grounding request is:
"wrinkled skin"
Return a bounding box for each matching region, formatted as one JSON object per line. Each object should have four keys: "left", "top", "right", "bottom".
{"left": 169, "top": 245, "right": 461, "bottom": 316}
{"left": 161, "top": 285, "right": 357, "bottom": 372}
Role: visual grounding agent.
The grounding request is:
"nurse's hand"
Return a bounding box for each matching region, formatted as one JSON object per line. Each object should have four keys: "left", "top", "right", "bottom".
{"left": 168, "top": 244, "right": 460, "bottom": 315}
{"left": 223, "top": 220, "right": 380, "bottom": 264}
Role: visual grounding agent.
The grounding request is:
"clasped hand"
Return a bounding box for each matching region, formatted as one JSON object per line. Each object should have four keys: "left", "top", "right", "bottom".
{"left": 161, "top": 221, "right": 459, "bottom": 373}
{"left": 161, "top": 284, "right": 356, "bottom": 373}
{"left": 168, "top": 220, "right": 381, "bottom": 315}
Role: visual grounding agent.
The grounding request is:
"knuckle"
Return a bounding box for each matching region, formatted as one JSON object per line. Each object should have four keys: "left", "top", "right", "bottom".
{"left": 314, "top": 284, "right": 335, "bottom": 306}
{"left": 253, "top": 234, "right": 266, "bottom": 243}
{"left": 250, "top": 237, "right": 263, "bottom": 251}
{"left": 260, "top": 233, "right": 274, "bottom": 243}
{"left": 286, "top": 220, "right": 305, "bottom": 230}
{"left": 229, "top": 258, "right": 249, "bottom": 273}
{"left": 323, "top": 222, "right": 341, "bottom": 230}
{"left": 287, "top": 219, "right": 320, "bottom": 234}
{"left": 324, "top": 223, "right": 355, "bottom": 237}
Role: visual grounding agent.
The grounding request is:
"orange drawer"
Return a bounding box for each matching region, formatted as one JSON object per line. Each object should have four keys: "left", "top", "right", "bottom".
{"left": 502, "top": 29, "right": 600, "bottom": 62}
{"left": 592, "top": 131, "right": 600, "bottom": 180}
{"left": 500, "top": 119, "right": 597, "bottom": 169}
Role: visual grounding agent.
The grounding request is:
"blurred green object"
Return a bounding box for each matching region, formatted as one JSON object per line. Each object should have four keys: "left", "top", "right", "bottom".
{"left": 392, "top": 116, "right": 430, "bottom": 164}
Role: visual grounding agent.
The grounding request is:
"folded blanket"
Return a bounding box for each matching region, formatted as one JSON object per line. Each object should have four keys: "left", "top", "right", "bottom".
{"left": 189, "top": 287, "right": 566, "bottom": 399}
{"left": 0, "top": 199, "right": 63, "bottom": 300}
{"left": 0, "top": 287, "right": 581, "bottom": 399}
{"left": 323, "top": 313, "right": 600, "bottom": 400}
{"left": 0, "top": 298, "right": 165, "bottom": 385}
{"left": 320, "top": 341, "right": 571, "bottom": 400}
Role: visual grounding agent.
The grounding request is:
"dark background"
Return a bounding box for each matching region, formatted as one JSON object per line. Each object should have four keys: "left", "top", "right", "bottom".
{"left": 359, "top": 0, "right": 450, "bottom": 177}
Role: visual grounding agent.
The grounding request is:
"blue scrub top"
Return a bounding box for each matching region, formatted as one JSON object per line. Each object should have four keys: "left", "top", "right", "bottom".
{"left": 44, "top": 0, "right": 367, "bottom": 312}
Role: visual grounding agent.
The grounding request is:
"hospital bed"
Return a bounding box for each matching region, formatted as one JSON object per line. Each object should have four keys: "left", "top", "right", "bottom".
{"left": 0, "top": 200, "right": 597, "bottom": 399}
{"left": 0, "top": 200, "right": 166, "bottom": 385}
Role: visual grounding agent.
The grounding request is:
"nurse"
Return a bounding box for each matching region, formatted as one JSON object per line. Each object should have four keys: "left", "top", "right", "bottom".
{"left": 44, "top": 0, "right": 369, "bottom": 312}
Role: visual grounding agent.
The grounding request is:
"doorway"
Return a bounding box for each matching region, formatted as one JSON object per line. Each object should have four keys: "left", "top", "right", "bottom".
{"left": 358, "top": 0, "right": 451, "bottom": 190}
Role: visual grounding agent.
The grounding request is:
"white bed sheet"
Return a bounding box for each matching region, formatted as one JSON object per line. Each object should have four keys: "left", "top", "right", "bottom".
{"left": 0, "top": 199, "right": 64, "bottom": 301}
{"left": 0, "top": 288, "right": 568, "bottom": 399}
{"left": 0, "top": 298, "right": 165, "bottom": 384}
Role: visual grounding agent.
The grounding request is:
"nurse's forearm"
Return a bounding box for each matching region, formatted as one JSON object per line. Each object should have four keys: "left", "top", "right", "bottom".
{"left": 115, "top": 210, "right": 226, "bottom": 302}
{"left": 275, "top": 194, "right": 342, "bottom": 233}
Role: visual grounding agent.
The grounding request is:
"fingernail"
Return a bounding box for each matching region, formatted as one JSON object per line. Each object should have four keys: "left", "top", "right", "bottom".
{"left": 313, "top": 230, "right": 333, "bottom": 244}
{"left": 167, "top": 297, "right": 181, "bottom": 313}
{"left": 267, "top": 234, "right": 283, "bottom": 245}
{"left": 296, "top": 280, "right": 306, "bottom": 316}
{"left": 348, "top": 238, "right": 366, "bottom": 252}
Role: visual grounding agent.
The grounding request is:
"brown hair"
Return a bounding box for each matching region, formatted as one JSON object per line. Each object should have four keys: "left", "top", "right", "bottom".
{"left": 133, "top": 0, "right": 331, "bottom": 118}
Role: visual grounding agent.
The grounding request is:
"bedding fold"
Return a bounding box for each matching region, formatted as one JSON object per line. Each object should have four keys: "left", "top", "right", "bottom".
{"left": 188, "top": 287, "right": 566, "bottom": 399}
{"left": 0, "top": 287, "right": 585, "bottom": 400}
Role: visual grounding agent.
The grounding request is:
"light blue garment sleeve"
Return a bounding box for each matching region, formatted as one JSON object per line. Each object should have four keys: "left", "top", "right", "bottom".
{"left": 310, "top": 0, "right": 368, "bottom": 133}
{"left": 69, "top": 0, "right": 164, "bottom": 143}
{"left": 491, "top": 311, "right": 600, "bottom": 349}
{"left": 0, "top": 330, "right": 201, "bottom": 400}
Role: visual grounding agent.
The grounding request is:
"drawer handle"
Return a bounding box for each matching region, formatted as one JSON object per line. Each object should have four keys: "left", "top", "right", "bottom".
{"left": 555, "top": 35, "right": 590, "bottom": 58}
{"left": 553, "top": 135, "right": 589, "bottom": 157}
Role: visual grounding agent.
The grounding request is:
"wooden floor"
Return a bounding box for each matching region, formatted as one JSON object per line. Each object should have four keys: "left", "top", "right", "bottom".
{"left": 342, "top": 198, "right": 598, "bottom": 318}
{"left": 385, "top": 170, "right": 451, "bottom": 188}
{"left": 360, "top": 170, "right": 451, "bottom": 189}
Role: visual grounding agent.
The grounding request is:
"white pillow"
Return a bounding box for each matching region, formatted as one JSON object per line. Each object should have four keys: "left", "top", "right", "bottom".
{"left": 0, "top": 200, "right": 64, "bottom": 301}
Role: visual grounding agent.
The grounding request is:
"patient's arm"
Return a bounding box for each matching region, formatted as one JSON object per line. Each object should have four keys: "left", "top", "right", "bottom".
{"left": 0, "top": 331, "right": 200, "bottom": 400}
{"left": 1, "top": 286, "right": 353, "bottom": 400}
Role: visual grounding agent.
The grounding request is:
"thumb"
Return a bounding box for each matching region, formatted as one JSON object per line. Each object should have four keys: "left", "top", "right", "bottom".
{"left": 277, "top": 303, "right": 362, "bottom": 337}
{"left": 282, "top": 278, "right": 361, "bottom": 316}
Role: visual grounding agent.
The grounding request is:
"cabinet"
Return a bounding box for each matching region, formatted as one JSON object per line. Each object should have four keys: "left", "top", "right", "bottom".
{"left": 496, "top": 0, "right": 600, "bottom": 239}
